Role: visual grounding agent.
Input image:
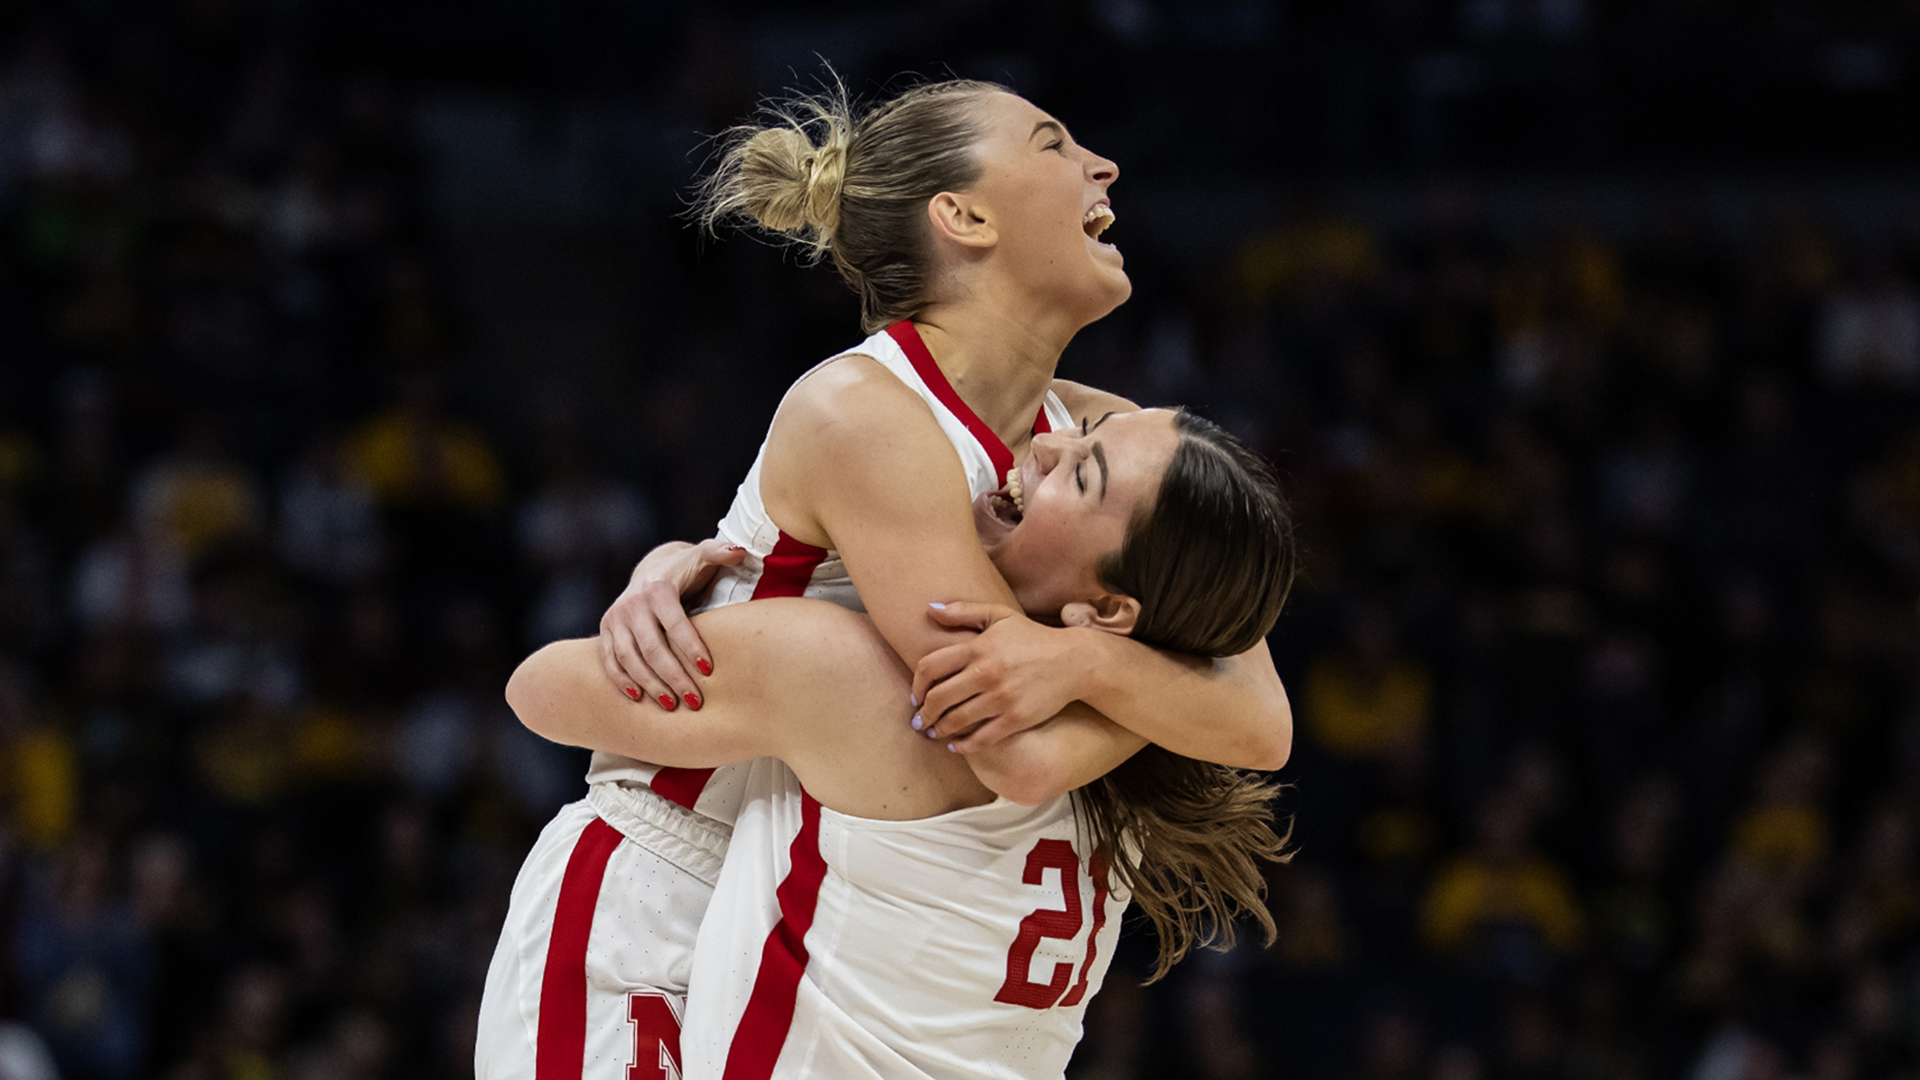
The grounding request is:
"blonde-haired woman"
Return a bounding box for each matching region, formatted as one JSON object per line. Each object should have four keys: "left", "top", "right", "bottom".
{"left": 477, "top": 80, "right": 1293, "bottom": 1080}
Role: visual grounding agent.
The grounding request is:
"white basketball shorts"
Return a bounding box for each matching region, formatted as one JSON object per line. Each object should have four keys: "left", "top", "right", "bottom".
{"left": 476, "top": 784, "right": 730, "bottom": 1080}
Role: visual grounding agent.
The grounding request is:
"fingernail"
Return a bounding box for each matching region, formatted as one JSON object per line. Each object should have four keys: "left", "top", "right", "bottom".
{"left": 696, "top": 658, "right": 713, "bottom": 676}
{"left": 624, "top": 686, "right": 641, "bottom": 702}
{"left": 909, "top": 692, "right": 920, "bottom": 707}
{"left": 658, "top": 693, "right": 676, "bottom": 710}
{"left": 911, "top": 714, "right": 923, "bottom": 731}
{"left": 685, "top": 692, "right": 702, "bottom": 710}
{"left": 728, "top": 545, "right": 745, "bottom": 552}
{"left": 928, "top": 602, "right": 947, "bottom": 610}
{"left": 947, "top": 743, "right": 957, "bottom": 753}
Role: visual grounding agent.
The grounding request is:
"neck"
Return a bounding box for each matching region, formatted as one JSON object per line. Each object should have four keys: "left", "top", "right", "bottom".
{"left": 910, "top": 289, "right": 1083, "bottom": 451}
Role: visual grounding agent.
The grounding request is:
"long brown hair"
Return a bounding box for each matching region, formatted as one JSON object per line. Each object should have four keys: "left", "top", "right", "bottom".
{"left": 692, "top": 78, "right": 1005, "bottom": 333}
{"left": 1077, "top": 410, "right": 1298, "bottom": 981}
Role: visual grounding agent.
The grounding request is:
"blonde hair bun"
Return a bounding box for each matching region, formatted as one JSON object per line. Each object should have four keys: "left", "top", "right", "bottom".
{"left": 738, "top": 122, "right": 849, "bottom": 234}
{"left": 692, "top": 75, "right": 1004, "bottom": 332}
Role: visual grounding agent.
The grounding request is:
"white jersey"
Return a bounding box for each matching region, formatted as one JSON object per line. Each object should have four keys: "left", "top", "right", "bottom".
{"left": 683, "top": 759, "right": 1127, "bottom": 1080}
{"left": 585, "top": 321, "right": 1073, "bottom": 826}
{"left": 479, "top": 322, "right": 1072, "bottom": 1080}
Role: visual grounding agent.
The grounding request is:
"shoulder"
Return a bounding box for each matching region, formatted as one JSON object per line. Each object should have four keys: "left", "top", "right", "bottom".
{"left": 1049, "top": 379, "right": 1140, "bottom": 423}
{"left": 784, "top": 352, "right": 926, "bottom": 417}
{"left": 772, "top": 353, "right": 954, "bottom": 463}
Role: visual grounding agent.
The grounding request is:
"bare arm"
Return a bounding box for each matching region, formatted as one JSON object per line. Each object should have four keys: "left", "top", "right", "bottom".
{"left": 509, "top": 599, "right": 984, "bottom": 819}
{"left": 909, "top": 378, "right": 1295, "bottom": 773}
{"left": 759, "top": 356, "right": 1024, "bottom": 669}
{"left": 964, "top": 704, "right": 1149, "bottom": 807}
{"left": 912, "top": 601, "right": 1291, "bottom": 771}
{"left": 513, "top": 636, "right": 772, "bottom": 767}
{"left": 778, "top": 367, "right": 1287, "bottom": 784}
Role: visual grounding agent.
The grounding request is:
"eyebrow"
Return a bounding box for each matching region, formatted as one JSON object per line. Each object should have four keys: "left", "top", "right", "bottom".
{"left": 1031, "top": 120, "right": 1066, "bottom": 143}
{"left": 1090, "top": 441, "right": 1109, "bottom": 500}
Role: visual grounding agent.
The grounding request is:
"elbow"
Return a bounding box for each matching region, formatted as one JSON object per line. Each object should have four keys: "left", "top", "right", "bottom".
{"left": 1241, "top": 707, "right": 1293, "bottom": 773}
{"left": 504, "top": 648, "right": 559, "bottom": 742}
{"left": 1247, "top": 728, "right": 1291, "bottom": 772}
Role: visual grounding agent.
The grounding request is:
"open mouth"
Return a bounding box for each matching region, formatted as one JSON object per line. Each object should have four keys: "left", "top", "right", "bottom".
{"left": 973, "top": 466, "right": 1026, "bottom": 542}
{"left": 1083, "top": 204, "right": 1115, "bottom": 242}
{"left": 987, "top": 465, "right": 1025, "bottom": 526}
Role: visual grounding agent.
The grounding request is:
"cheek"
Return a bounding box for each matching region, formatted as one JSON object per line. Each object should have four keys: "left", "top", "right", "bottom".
{"left": 1000, "top": 170, "right": 1082, "bottom": 250}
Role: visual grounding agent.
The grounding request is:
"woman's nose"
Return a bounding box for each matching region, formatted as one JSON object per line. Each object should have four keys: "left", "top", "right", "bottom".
{"left": 1031, "top": 432, "right": 1064, "bottom": 472}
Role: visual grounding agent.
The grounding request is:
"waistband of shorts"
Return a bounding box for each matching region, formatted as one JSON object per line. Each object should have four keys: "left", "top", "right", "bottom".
{"left": 586, "top": 781, "right": 732, "bottom": 886}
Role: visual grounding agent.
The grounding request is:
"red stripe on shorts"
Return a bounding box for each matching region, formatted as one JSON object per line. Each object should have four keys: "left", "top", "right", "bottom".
{"left": 720, "top": 790, "right": 828, "bottom": 1080}
{"left": 535, "top": 817, "right": 624, "bottom": 1080}
{"left": 648, "top": 767, "right": 716, "bottom": 811}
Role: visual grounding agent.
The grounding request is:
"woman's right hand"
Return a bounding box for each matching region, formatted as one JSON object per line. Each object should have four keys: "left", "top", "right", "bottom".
{"left": 598, "top": 539, "right": 748, "bottom": 710}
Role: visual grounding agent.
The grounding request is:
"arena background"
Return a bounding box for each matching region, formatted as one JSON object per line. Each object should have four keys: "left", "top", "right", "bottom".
{"left": 1, "top": 1, "right": 1918, "bottom": 1078}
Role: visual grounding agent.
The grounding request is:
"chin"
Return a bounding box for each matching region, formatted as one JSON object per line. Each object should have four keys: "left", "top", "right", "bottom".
{"left": 1069, "top": 266, "right": 1131, "bottom": 326}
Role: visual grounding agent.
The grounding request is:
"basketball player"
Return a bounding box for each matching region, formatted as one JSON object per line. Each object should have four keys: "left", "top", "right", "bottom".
{"left": 512, "top": 406, "right": 1292, "bottom": 1079}
{"left": 475, "top": 80, "right": 1294, "bottom": 1079}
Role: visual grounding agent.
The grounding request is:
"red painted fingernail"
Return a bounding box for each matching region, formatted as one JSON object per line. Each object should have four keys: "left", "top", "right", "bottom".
{"left": 696, "top": 658, "right": 713, "bottom": 676}
{"left": 624, "top": 686, "right": 640, "bottom": 701}
{"left": 685, "top": 692, "right": 702, "bottom": 710}
{"left": 658, "top": 693, "right": 676, "bottom": 710}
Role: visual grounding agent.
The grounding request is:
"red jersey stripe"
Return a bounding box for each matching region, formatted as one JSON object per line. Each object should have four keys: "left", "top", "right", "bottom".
{"left": 751, "top": 531, "right": 829, "bottom": 601}
{"left": 886, "top": 321, "right": 1051, "bottom": 479}
{"left": 721, "top": 791, "right": 828, "bottom": 1080}
{"left": 650, "top": 530, "right": 829, "bottom": 811}
{"left": 535, "top": 817, "right": 624, "bottom": 1080}
{"left": 1059, "top": 848, "right": 1112, "bottom": 1008}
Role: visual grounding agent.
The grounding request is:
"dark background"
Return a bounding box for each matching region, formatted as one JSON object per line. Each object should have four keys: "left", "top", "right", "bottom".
{"left": 1, "top": 1, "right": 1918, "bottom": 1078}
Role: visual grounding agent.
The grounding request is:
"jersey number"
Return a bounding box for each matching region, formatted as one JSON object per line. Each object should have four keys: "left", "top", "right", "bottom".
{"left": 626, "top": 990, "right": 683, "bottom": 1080}
{"left": 994, "top": 839, "right": 1112, "bottom": 1011}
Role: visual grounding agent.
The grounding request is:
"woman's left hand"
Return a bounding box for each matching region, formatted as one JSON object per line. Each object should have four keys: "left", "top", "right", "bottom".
{"left": 909, "top": 602, "right": 1097, "bottom": 751}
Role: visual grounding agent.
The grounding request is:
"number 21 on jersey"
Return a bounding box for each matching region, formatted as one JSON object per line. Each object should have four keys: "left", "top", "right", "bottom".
{"left": 994, "top": 839, "right": 1112, "bottom": 1011}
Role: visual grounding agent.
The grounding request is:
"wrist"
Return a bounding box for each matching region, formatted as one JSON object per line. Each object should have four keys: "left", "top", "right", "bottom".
{"left": 1054, "top": 624, "right": 1118, "bottom": 703}
{"left": 633, "top": 540, "right": 694, "bottom": 585}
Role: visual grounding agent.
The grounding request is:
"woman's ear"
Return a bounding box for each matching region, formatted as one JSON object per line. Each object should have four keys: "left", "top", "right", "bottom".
{"left": 1060, "top": 593, "right": 1140, "bottom": 637}
{"left": 927, "top": 192, "right": 997, "bottom": 249}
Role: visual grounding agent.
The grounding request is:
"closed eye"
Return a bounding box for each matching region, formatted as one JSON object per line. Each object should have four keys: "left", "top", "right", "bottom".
{"left": 1075, "top": 462, "right": 1086, "bottom": 494}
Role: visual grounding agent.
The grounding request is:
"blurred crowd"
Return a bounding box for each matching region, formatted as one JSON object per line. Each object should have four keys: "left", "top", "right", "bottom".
{"left": 1066, "top": 205, "right": 1920, "bottom": 1080}
{"left": 1, "top": 3, "right": 1919, "bottom": 1080}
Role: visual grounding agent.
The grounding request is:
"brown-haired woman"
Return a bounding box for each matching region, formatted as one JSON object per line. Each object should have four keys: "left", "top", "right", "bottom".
{"left": 511, "top": 405, "right": 1294, "bottom": 1078}
{"left": 476, "top": 79, "right": 1294, "bottom": 1080}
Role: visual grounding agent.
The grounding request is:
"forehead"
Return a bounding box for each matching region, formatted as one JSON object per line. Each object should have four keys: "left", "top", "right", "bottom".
{"left": 1099, "top": 409, "right": 1181, "bottom": 484}
{"left": 973, "top": 91, "right": 1060, "bottom": 143}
